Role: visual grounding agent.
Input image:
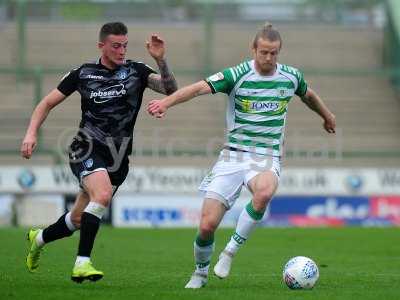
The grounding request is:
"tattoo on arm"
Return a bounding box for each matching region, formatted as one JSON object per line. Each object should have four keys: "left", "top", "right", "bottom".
{"left": 147, "top": 59, "right": 178, "bottom": 95}
{"left": 158, "top": 59, "right": 178, "bottom": 95}
{"left": 147, "top": 74, "right": 165, "bottom": 94}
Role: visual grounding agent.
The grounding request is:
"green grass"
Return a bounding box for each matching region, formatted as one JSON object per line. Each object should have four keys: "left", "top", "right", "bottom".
{"left": 0, "top": 227, "right": 399, "bottom": 300}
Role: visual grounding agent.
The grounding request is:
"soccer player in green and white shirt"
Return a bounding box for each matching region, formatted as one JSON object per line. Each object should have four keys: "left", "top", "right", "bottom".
{"left": 148, "top": 23, "right": 336, "bottom": 289}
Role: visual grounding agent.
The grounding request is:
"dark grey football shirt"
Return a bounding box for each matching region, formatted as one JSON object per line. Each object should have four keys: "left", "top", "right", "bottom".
{"left": 58, "top": 59, "right": 156, "bottom": 154}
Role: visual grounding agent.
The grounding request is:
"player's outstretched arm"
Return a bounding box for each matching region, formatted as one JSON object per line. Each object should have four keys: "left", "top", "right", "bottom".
{"left": 300, "top": 88, "right": 336, "bottom": 133}
{"left": 146, "top": 34, "right": 177, "bottom": 95}
{"left": 21, "top": 89, "right": 67, "bottom": 159}
{"left": 147, "top": 80, "right": 211, "bottom": 118}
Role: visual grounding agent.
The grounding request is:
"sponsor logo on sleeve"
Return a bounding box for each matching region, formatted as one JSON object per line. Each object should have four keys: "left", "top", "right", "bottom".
{"left": 209, "top": 72, "right": 224, "bottom": 82}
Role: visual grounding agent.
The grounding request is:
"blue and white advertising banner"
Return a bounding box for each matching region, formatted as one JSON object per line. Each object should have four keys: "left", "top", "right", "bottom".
{"left": 2, "top": 166, "right": 400, "bottom": 227}
{"left": 113, "top": 195, "right": 249, "bottom": 228}
{"left": 1, "top": 166, "right": 400, "bottom": 195}
{"left": 267, "top": 196, "right": 370, "bottom": 219}
{"left": 113, "top": 195, "right": 201, "bottom": 227}
{"left": 113, "top": 195, "right": 400, "bottom": 228}
{"left": 263, "top": 196, "right": 371, "bottom": 227}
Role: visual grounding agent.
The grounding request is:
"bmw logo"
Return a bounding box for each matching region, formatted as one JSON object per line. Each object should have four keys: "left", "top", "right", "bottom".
{"left": 345, "top": 174, "right": 363, "bottom": 192}
{"left": 17, "top": 169, "right": 36, "bottom": 189}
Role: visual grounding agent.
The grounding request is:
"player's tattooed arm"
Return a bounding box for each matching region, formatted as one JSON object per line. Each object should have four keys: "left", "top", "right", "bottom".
{"left": 147, "top": 59, "right": 178, "bottom": 95}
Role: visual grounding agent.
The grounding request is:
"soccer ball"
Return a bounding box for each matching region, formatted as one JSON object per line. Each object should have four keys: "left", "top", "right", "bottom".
{"left": 282, "top": 256, "right": 319, "bottom": 289}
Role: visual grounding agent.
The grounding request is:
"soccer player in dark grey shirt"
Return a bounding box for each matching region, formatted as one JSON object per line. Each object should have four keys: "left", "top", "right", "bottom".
{"left": 21, "top": 22, "right": 178, "bottom": 282}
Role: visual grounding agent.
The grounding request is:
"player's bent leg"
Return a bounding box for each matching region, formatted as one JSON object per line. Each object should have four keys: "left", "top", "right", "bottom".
{"left": 215, "top": 171, "right": 278, "bottom": 279}
{"left": 249, "top": 170, "right": 278, "bottom": 213}
{"left": 71, "top": 171, "right": 111, "bottom": 283}
{"left": 185, "top": 198, "right": 226, "bottom": 289}
{"left": 25, "top": 192, "right": 88, "bottom": 273}
{"left": 40, "top": 192, "right": 87, "bottom": 243}
{"left": 198, "top": 198, "right": 226, "bottom": 241}
{"left": 213, "top": 200, "right": 263, "bottom": 279}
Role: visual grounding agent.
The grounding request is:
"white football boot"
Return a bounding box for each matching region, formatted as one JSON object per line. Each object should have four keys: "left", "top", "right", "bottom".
{"left": 213, "top": 250, "right": 234, "bottom": 279}
{"left": 184, "top": 271, "right": 208, "bottom": 289}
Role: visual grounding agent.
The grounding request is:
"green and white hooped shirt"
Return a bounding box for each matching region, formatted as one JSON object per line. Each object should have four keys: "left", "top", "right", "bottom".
{"left": 205, "top": 60, "right": 308, "bottom": 157}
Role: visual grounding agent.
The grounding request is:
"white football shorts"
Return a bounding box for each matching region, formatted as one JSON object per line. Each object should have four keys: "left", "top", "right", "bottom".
{"left": 199, "top": 149, "right": 281, "bottom": 209}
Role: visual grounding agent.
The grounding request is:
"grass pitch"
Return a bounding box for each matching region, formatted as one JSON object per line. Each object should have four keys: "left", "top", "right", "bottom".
{"left": 0, "top": 227, "right": 399, "bottom": 300}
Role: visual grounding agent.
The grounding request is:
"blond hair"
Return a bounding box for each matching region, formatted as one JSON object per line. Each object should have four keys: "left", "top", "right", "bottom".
{"left": 252, "top": 22, "right": 282, "bottom": 49}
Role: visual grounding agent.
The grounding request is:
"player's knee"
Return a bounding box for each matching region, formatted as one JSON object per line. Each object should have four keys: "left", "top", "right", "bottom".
{"left": 199, "top": 221, "right": 218, "bottom": 236}
{"left": 91, "top": 188, "right": 113, "bottom": 206}
{"left": 252, "top": 200, "right": 268, "bottom": 213}
{"left": 253, "top": 189, "right": 273, "bottom": 209}
{"left": 254, "top": 187, "right": 274, "bottom": 202}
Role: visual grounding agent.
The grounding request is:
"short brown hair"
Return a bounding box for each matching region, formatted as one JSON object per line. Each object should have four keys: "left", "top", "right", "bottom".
{"left": 99, "top": 22, "right": 128, "bottom": 41}
{"left": 252, "top": 22, "right": 282, "bottom": 49}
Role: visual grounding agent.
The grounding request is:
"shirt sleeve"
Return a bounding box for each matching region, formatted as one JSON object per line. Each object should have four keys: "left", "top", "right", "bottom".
{"left": 137, "top": 63, "right": 157, "bottom": 88}
{"left": 57, "top": 68, "right": 80, "bottom": 97}
{"left": 295, "top": 70, "right": 308, "bottom": 97}
{"left": 205, "top": 68, "right": 235, "bottom": 95}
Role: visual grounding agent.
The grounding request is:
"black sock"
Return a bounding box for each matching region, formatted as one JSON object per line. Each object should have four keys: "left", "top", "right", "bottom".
{"left": 42, "top": 213, "right": 74, "bottom": 244}
{"left": 77, "top": 212, "right": 100, "bottom": 257}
